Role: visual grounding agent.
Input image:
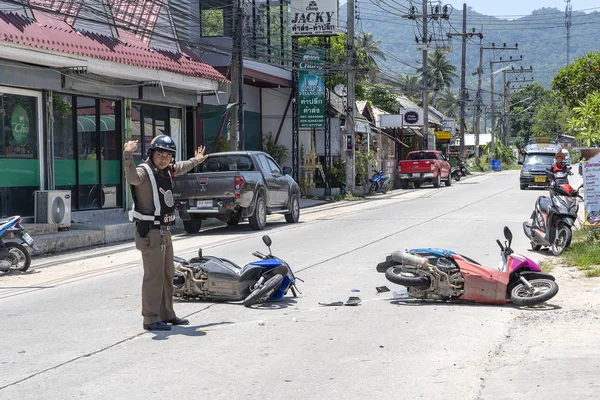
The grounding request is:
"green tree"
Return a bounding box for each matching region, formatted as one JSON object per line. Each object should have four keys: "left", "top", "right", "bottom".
{"left": 508, "top": 83, "right": 550, "bottom": 141}
{"left": 432, "top": 88, "right": 459, "bottom": 118}
{"left": 262, "top": 132, "right": 289, "bottom": 165}
{"left": 363, "top": 84, "right": 399, "bottom": 113}
{"left": 397, "top": 73, "right": 421, "bottom": 102}
{"left": 568, "top": 92, "right": 600, "bottom": 147}
{"left": 355, "top": 32, "right": 386, "bottom": 82}
{"left": 417, "top": 49, "right": 457, "bottom": 103}
{"left": 552, "top": 52, "right": 600, "bottom": 108}
{"left": 531, "top": 95, "right": 572, "bottom": 138}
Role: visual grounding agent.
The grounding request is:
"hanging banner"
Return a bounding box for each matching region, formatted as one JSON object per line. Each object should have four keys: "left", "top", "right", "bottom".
{"left": 298, "top": 48, "right": 325, "bottom": 128}
{"left": 291, "top": 0, "right": 338, "bottom": 36}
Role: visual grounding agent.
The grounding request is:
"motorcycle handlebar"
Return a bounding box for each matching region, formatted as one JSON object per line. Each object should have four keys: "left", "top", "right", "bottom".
{"left": 252, "top": 251, "right": 266, "bottom": 259}
{"left": 496, "top": 239, "right": 504, "bottom": 251}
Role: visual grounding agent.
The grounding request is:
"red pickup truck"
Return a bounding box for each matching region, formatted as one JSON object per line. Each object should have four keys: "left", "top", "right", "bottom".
{"left": 398, "top": 150, "right": 452, "bottom": 189}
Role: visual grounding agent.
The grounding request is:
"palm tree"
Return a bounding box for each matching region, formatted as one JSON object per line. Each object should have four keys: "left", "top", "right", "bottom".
{"left": 356, "top": 32, "right": 386, "bottom": 82}
{"left": 417, "top": 49, "right": 458, "bottom": 103}
{"left": 433, "top": 88, "right": 459, "bottom": 118}
{"left": 398, "top": 74, "right": 421, "bottom": 102}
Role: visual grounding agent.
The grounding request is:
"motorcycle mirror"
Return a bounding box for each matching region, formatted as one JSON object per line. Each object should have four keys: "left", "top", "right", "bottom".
{"left": 503, "top": 226, "right": 513, "bottom": 245}
{"left": 262, "top": 235, "right": 272, "bottom": 248}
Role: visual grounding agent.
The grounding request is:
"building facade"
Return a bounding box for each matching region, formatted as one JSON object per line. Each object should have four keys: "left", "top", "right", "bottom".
{"left": 0, "top": 0, "right": 225, "bottom": 219}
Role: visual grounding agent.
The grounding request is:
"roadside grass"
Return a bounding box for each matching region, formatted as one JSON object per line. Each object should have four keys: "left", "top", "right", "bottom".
{"left": 559, "top": 227, "right": 600, "bottom": 277}
{"left": 538, "top": 259, "right": 555, "bottom": 273}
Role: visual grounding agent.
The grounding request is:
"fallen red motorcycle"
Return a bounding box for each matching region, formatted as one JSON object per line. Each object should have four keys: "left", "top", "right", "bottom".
{"left": 376, "top": 227, "right": 559, "bottom": 306}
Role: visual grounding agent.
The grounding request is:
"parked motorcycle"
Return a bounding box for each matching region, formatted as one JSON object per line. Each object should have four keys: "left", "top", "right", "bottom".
{"left": 368, "top": 169, "right": 391, "bottom": 195}
{"left": 376, "top": 227, "right": 559, "bottom": 306}
{"left": 459, "top": 161, "right": 469, "bottom": 176}
{"left": 451, "top": 166, "right": 462, "bottom": 181}
{"left": 173, "top": 235, "right": 298, "bottom": 307}
{"left": 0, "top": 216, "right": 39, "bottom": 273}
{"left": 523, "top": 171, "right": 582, "bottom": 256}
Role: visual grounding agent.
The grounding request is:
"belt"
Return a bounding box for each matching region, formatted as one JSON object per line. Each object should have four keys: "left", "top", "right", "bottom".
{"left": 151, "top": 225, "right": 171, "bottom": 230}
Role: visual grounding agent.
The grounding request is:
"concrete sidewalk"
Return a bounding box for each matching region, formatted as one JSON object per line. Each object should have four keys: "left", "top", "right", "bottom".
{"left": 19, "top": 196, "right": 339, "bottom": 257}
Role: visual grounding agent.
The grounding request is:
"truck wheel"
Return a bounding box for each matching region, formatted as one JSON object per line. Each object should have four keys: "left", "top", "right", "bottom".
{"left": 285, "top": 194, "right": 300, "bottom": 223}
{"left": 399, "top": 180, "right": 409, "bottom": 189}
{"left": 413, "top": 182, "right": 421, "bottom": 189}
{"left": 183, "top": 216, "right": 202, "bottom": 233}
{"left": 520, "top": 184, "right": 527, "bottom": 190}
{"left": 444, "top": 172, "right": 452, "bottom": 187}
{"left": 433, "top": 171, "right": 441, "bottom": 188}
{"left": 249, "top": 196, "right": 267, "bottom": 230}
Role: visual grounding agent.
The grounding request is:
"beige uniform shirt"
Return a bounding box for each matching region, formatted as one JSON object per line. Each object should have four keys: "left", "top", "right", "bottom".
{"left": 123, "top": 150, "right": 199, "bottom": 216}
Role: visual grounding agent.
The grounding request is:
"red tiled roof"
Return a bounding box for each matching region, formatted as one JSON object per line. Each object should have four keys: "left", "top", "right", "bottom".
{"left": 0, "top": 10, "right": 227, "bottom": 83}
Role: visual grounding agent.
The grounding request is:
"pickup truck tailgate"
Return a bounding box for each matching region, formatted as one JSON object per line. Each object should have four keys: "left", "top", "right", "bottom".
{"left": 399, "top": 160, "right": 434, "bottom": 173}
{"left": 173, "top": 172, "right": 238, "bottom": 200}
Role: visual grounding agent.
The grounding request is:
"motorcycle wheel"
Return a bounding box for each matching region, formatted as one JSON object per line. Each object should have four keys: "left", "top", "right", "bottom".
{"left": 369, "top": 183, "right": 377, "bottom": 196}
{"left": 530, "top": 242, "right": 542, "bottom": 251}
{"left": 4, "top": 242, "right": 31, "bottom": 272}
{"left": 384, "top": 266, "right": 430, "bottom": 289}
{"left": 551, "top": 224, "right": 572, "bottom": 256}
{"left": 454, "top": 174, "right": 461, "bottom": 182}
{"left": 510, "top": 279, "right": 559, "bottom": 306}
{"left": 243, "top": 274, "right": 284, "bottom": 307}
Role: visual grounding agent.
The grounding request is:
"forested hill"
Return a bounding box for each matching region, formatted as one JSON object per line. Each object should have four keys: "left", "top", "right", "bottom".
{"left": 346, "top": 3, "right": 600, "bottom": 89}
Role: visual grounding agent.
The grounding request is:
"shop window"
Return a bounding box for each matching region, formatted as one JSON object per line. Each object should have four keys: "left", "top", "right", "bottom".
{"left": 0, "top": 91, "right": 40, "bottom": 217}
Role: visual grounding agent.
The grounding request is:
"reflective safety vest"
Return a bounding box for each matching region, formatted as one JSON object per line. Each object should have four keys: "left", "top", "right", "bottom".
{"left": 128, "top": 162, "right": 176, "bottom": 225}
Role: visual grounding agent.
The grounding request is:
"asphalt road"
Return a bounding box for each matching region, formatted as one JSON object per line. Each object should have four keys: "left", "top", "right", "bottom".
{"left": 1, "top": 170, "right": 599, "bottom": 399}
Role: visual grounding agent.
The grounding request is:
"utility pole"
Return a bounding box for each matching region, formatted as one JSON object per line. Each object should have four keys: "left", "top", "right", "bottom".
{"left": 421, "top": 0, "right": 429, "bottom": 147}
{"left": 502, "top": 66, "right": 534, "bottom": 145}
{"left": 345, "top": 0, "right": 355, "bottom": 193}
{"left": 447, "top": 4, "right": 482, "bottom": 159}
{"left": 474, "top": 39, "right": 484, "bottom": 165}
{"left": 565, "top": 0, "right": 572, "bottom": 65}
{"left": 229, "top": 0, "right": 242, "bottom": 151}
{"left": 489, "top": 54, "right": 521, "bottom": 156}
{"left": 482, "top": 45, "right": 518, "bottom": 160}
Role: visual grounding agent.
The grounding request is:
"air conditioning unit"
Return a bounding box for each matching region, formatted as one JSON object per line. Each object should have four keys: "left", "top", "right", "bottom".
{"left": 34, "top": 190, "right": 72, "bottom": 230}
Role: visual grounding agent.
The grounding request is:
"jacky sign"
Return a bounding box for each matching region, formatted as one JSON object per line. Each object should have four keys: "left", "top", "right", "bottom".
{"left": 291, "top": 0, "right": 338, "bottom": 36}
{"left": 298, "top": 48, "right": 324, "bottom": 128}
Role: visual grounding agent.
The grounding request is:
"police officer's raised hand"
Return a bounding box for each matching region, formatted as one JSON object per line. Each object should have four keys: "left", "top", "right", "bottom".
{"left": 195, "top": 145, "right": 208, "bottom": 164}
{"left": 124, "top": 140, "right": 138, "bottom": 153}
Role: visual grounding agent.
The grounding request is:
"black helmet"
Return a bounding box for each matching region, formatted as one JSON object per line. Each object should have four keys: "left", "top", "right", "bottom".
{"left": 147, "top": 135, "right": 176, "bottom": 156}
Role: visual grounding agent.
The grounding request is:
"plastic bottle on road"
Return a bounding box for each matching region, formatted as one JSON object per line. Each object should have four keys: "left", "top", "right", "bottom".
{"left": 393, "top": 286, "right": 409, "bottom": 299}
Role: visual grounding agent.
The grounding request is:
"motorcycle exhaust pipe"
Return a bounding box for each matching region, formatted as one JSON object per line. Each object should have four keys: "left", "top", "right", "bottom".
{"left": 390, "top": 251, "right": 429, "bottom": 267}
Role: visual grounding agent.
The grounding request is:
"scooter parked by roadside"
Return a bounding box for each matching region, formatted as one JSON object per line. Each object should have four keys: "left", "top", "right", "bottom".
{"left": 451, "top": 166, "right": 462, "bottom": 181}
{"left": 376, "top": 227, "right": 559, "bottom": 306}
{"left": 523, "top": 171, "right": 582, "bottom": 256}
{"left": 368, "top": 169, "right": 391, "bottom": 195}
{"left": 173, "top": 235, "right": 298, "bottom": 307}
{"left": 0, "top": 216, "right": 39, "bottom": 273}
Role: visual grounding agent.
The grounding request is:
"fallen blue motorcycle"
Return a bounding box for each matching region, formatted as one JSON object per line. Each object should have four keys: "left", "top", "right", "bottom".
{"left": 173, "top": 235, "right": 298, "bottom": 307}
{"left": 368, "top": 169, "right": 391, "bottom": 195}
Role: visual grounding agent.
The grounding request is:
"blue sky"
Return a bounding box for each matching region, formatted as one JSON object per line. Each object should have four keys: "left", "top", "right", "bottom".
{"left": 448, "top": 0, "right": 600, "bottom": 18}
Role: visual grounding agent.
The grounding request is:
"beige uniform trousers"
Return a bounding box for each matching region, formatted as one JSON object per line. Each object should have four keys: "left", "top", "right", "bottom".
{"left": 134, "top": 227, "right": 176, "bottom": 325}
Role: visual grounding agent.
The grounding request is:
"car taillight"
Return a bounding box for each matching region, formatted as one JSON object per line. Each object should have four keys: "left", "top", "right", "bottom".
{"left": 235, "top": 176, "right": 245, "bottom": 190}
{"left": 430, "top": 162, "right": 435, "bottom": 171}
{"left": 398, "top": 163, "right": 402, "bottom": 172}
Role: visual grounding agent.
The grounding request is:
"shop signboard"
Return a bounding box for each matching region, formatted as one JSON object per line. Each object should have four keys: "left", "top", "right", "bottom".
{"left": 581, "top": 148, "right": 600, "bottom": 226}
{"left": 291, "top": 0, "right": 338, "bottom": 36}
{"left": 298, "top": 48, "right": 324, "bottom": 128}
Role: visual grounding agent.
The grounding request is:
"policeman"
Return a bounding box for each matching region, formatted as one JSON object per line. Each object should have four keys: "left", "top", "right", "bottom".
{"left": 123, "top": 135, "right": 207, "bottom": 331}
